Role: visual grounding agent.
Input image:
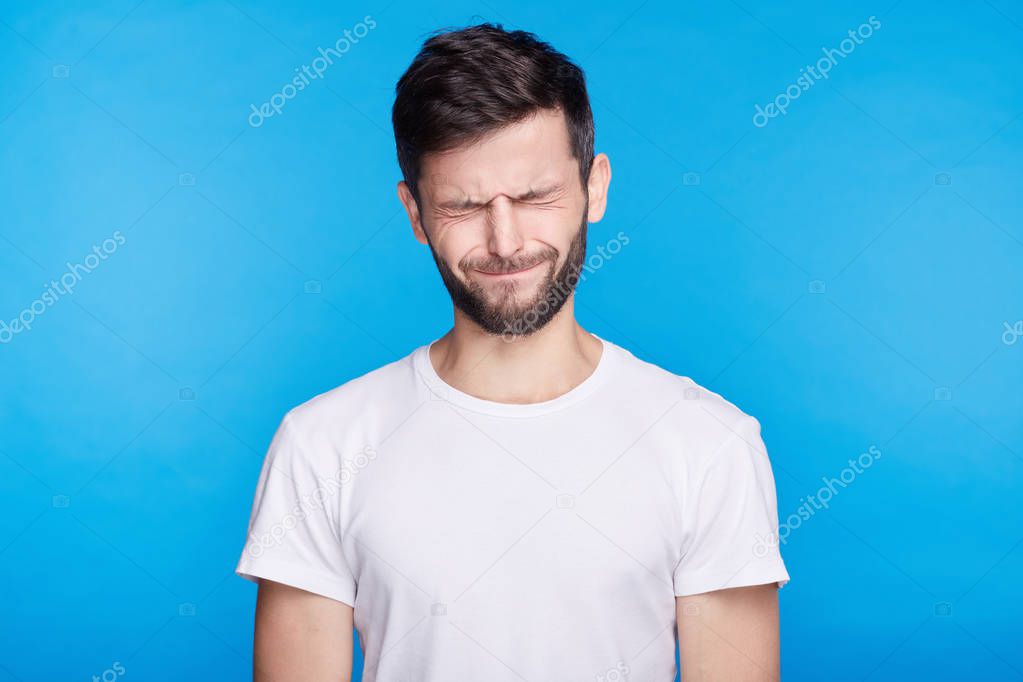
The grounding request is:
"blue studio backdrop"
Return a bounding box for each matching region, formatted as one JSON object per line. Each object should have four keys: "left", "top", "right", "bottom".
{"left": 1, "top": 1, "right": 1021, "bottom": 680}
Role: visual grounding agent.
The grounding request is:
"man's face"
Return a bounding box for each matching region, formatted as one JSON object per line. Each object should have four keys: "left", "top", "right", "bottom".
{"left": 402, "top": 109, "right": 600, "bottom": 338}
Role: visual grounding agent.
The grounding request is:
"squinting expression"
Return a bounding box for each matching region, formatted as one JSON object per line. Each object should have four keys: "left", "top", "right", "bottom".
{"left": 413, "top": 109, "right": 591, "bottom": 337}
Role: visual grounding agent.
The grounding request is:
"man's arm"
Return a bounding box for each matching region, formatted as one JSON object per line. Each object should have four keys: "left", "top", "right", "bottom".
{"left": 254, "top": 579, "right": 355, "bottom": 682}
{"left": 676, "top": 583, "right": 780, "bottom": 682}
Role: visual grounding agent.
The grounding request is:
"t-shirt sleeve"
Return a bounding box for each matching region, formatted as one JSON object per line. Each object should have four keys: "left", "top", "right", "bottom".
{"left": 672, "top": 415, "right": 790, "bottom": 597}
{"left": 235, "top": 412, "right": 357, "bottom": 607}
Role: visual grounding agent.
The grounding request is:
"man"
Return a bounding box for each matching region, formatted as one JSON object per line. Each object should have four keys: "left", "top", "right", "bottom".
{"left": 236, "top": 23, "right": 790, "bottom": 681}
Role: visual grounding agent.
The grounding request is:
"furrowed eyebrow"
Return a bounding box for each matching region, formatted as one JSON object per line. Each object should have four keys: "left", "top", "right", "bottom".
{"left": 436, "top": 183, "right": 565, "bottom": 211}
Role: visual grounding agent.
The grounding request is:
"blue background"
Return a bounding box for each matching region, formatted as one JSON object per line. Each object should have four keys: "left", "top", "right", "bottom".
{"left": 1, "top": 1, "right": 1021, "bottom": 680}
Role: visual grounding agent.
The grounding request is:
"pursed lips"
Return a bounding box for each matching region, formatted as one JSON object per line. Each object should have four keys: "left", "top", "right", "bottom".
{"left": 473, "top": 260, "right": 544, "bottom": 277}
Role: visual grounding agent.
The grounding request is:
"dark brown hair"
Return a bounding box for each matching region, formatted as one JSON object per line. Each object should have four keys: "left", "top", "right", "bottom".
{"left": 392, "top": 23, "right": 594, "bottom": 203}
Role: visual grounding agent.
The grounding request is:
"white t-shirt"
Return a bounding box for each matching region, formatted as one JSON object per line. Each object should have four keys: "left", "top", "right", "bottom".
{"left": 236, "top": 333, "right": 790, "bottom": 681}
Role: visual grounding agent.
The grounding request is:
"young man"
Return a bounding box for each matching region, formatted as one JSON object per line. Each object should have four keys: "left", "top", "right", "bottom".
{"left": 236, "top": 23, "right": 790, "bottom": 682}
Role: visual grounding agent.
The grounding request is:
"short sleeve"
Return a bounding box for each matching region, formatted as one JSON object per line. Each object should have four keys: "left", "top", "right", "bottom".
{"left": 235, "top": 412, "right": 357, "bottom": 607}
{"left": 672, "top": 415, "right": 790, "bottom": 596}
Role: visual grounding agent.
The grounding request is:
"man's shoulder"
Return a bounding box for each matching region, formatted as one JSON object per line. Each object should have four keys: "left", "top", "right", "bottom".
{"left": 282, "top": 346, "right": 421, "bottom": 435}
{"left": 613, "top": 342, "right": 758, "bottom": 442}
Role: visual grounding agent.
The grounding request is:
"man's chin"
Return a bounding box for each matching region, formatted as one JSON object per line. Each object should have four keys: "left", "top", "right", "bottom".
{"left": 472, "top": 296, "right": 553, "bottom": 335}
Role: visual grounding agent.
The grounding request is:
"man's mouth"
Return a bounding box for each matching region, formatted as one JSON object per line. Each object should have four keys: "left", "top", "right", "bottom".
{"left": 472, "top": 260, "right": 545, "bottom": 278}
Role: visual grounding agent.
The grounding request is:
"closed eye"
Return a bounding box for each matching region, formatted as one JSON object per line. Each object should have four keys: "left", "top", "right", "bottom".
{"left": 520, "top": 199, "right": 562, "bottom": 209}
{"left": 436, "top": 205, "right": 483, "bottom": 220}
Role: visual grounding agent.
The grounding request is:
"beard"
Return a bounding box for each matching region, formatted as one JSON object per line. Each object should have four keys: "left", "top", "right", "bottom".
{"left": 424, "top": 201, "right": 589, "bottom": 339}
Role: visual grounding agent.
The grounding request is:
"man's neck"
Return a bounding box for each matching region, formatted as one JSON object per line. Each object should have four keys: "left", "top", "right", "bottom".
{"left": 427, "top": 309, "right": 602, "bottom": 405}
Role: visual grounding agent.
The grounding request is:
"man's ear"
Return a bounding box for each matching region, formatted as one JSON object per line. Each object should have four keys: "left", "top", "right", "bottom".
{"left": 585, "top": 153, "right": 612, "bottom": 223}
{"left": 397, "top": 181, "right": 428, "bottom": 245}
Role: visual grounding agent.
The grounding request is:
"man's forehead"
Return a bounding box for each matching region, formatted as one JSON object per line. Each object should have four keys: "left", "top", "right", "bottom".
{"left": 420, "top": 109, "right": 575, "bottom": 199}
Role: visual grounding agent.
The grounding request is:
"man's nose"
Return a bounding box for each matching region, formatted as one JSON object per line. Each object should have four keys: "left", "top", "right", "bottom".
{"left": 484, "top": 196, "right": 525, "bottom": 259}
